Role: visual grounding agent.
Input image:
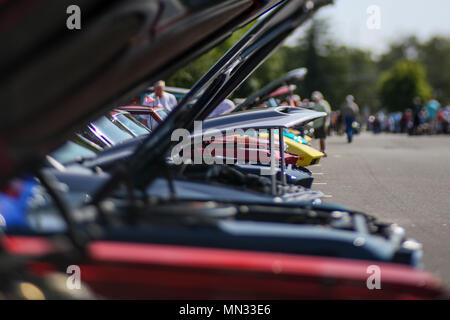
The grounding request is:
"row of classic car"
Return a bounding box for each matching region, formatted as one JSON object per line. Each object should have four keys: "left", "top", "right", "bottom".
{"left": 0, "top": 0, "right": 446, "bottom": 299}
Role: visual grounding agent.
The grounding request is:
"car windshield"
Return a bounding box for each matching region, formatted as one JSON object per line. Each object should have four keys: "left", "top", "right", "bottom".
{"left": 51, "top": 140, "right": 98, "bottom": 164}
{"left": 155, "top": 109, "right": 168, "bottom": 120}
{"left": 92, "top": 116, "right": 134, "bottom": 144}
{"left": 113, "top": 113, "right": 151, "bottom": 136}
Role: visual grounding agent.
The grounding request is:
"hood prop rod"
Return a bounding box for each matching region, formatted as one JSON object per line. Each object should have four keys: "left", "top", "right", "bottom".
{"left": 268, "top": 126, "right": 287, "bottom": 196}
{"left": 269, "top": 129, "right": 277, "bottom": 196}
{"left": 278, "top": 126, "right": 287, "bottom": 186}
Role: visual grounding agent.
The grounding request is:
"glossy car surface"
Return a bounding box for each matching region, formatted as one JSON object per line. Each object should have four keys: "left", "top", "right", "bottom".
{"left": 0, "top": 0, "right": 446, "bottom": 300}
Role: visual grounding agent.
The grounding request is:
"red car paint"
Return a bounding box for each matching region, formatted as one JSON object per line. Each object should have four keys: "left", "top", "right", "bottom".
{"left": 210, "top": 135, "right": 282, "bottom": 150}
{"left": 3, "top": 235, "right": 446, "bottom": 299}
{"left": 204, "top": 147, "right": 298, "bottom": 165}
{"left": 183, "top": 146, "right": 298, "bottom": 166}
{"left": 200, "top": 134, "right": 298, "bottom": 165}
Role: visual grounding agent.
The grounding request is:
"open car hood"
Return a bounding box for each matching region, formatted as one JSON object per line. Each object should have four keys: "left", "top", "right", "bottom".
{"left": 234, "top": 68, "right": 308, "bottom": 111}
{"left": 75, "top": 106, "right": 325, "bottom": 170}
{"left": 124, "top": 0, "right": 333, "bottom": 189}
{"left": 0, "top": 0, "right": 283, "bottom": 183}
{"left": 202, "top": 106, "right": 325, "bottom": 132}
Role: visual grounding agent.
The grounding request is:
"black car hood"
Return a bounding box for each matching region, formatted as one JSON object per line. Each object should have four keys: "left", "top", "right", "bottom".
{"left": 79, "top": 105, "right": 325, "bottom": 170}
{"left": 0, "top": 0, "right": 283, "bottom": 183}
{"left": 202, "top": 106, "right": 325, "bottom": 132}
{"left": 125, "top": 0, "right": 333, "bottom": 188}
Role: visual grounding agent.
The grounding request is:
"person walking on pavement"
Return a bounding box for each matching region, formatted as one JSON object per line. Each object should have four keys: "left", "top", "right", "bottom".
{"left": 411, "top": 97, "right": 423, "bottom": 135}
{"left": 341, "top": 95, "right": 359, "bottom": 143}
{"left": 310, "top": 91, "right": 331, "bottom": 156}
{"left": 425, "top": 97, "right": 441, "bottom": 134}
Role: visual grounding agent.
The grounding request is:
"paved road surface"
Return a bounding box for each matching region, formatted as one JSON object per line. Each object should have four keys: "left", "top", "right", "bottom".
{"left": 310, "top": 132, "right": 450, "bottom": 286}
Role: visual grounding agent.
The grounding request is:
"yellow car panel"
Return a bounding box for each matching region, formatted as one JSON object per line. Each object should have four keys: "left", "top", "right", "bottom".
{"left": 259, "top": 132, "right": 324, "bottom": 166}
{"left": 286, "top": 129, "right": 312, "bottom": 142}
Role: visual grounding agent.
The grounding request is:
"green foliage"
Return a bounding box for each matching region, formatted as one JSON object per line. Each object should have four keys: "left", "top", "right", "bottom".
{"left": 377, "top": 61, "right": 432, "bottom": 112}
{"left": 166, "top": 23, "right": 255, "bottom": 89}
{"left": 166, "top": 16, "right": 449, "bottom": 113}
{"left": 234, "top": 19, "right": 375, "bottom": 110}
{"left": 420, "top": 37, "right": 450, "bottom": 104}
{"left": 379, "top": 36, "right": 450, "bottom": 105}
{"left": 233, "top": 49, "right": 287, "bottom": 98}
{"left": 234, "top": 19, "right": 380, "bottom": 112}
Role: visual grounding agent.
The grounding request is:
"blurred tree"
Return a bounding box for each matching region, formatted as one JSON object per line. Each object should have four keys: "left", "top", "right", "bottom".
{"left": 344, "top": 48, "right": 379, "bottom": 111}
{"left": 378, "top": 36, "right": 450, "bottom": 105}
{"left": 233, "top": 49, "right": 286, "bottom": 98}
{"left": 300, "top": 19, "right": 328, "bottom": 98}
{"left": 378, "top": 36, "right": 421, "bottom": 71}
{"left": 236, "top": 19, "right": 346, "bottom": 107}
{"left": 419, "top": 36, "right": 450, "bottom": 104}
{"left": 377, "top": 60, "right": 432, "bottom": 112}
{"left": 166, "top": 23, "right": 255, "bottom": 89}
{"left": 281, "top": 19, "right": 379, "bottom": 112}
{"left": 166, "top": 15, "right": 449, "bottom": 112}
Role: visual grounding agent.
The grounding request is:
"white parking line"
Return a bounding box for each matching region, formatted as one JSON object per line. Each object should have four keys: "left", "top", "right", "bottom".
{"left": 313, "top": 182, "right": 327, "bottom": 185}
{"left": 323, "top": 195, "right": 333, "bottom": 198}
{"left": 312, "top": 172, "right": 326, "bottom": 175}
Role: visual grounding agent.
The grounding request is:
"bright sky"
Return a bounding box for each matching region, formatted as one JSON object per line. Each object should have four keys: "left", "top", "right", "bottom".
{"left": 285, "top": 0, "right": 450, "bottom": 54}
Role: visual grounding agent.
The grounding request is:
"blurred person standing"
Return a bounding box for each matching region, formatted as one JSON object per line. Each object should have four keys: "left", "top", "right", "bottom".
{"left": 337, "top": 110, "right": 344, "bottom": 135}
{"left": 341, "top": 95, "right": 359, "bottom": 143}
{"left": 292, "top": 94, "right": 302, "bottom": 107}
{"left": 400, "top": 109, "right": 412, "bottom": 133}
{"left": 436, "top": 106, "right": 450, "bottom": 134}
{"left": 329, "top": 111, "right": 339, "bottom": 136}
{"left": 143, "top": 80, "right": 178, "bottom": 114}
{"left": 377, "top": 111, "right": 386, "bottom": 132}
{"left": 387, "top": 114, "right": 395, "bottom": 133}
{"left": 393, "top": 112, "right": 402, "bottom": 133}
{"left": 425, "top": 97, "right": 441, "bottom": 134}
{"left": 411, "top": 97, "right": 423, "bottom": 135}
{"left": 372, "top": 115, "right": 381, "bottom": 134}
{"left": 443, "top": 106, "right": 450, "bottom": 134}
{"left": 310, "top": 91, "right": 331, "bottom": 156}
{"left": 302, "top": 98, "right": 311, "bottom": 108}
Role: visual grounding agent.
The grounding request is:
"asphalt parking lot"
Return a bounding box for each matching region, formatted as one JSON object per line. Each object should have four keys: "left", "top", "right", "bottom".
{"left": 310, "top": 132, "right": 450, "bottom": 286}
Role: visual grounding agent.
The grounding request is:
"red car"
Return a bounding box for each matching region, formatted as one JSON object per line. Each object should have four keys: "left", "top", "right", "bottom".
{"left": 3, "top": 235, "right": 445, "bottom": 299}
{"left": 200, "top": 135, "right": 299, "bottom": 165}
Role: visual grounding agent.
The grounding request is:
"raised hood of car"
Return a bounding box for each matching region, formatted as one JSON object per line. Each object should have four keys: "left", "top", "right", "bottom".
{"left": 126, "top": 0, "right": 333, "bottom": 188}
{"left": 0, "top": 0, "right": 283, "bottom": 183}
{"left": 202, "top": 106, "right": 326, "bottom": 132}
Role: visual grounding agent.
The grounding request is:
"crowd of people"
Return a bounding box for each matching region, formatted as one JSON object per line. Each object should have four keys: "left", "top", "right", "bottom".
{"left": 302, "top": 93, "right": 449, "bottom": 150}
{"left": 130, "top": 80, "right": 447, "bottom": 160}
{"left": 366, "top": 97, "right": 449, "bottom": 135}
{"left": 289, "top": 91, "right": 361, "bottom": 155}
{"left": 140, "top": 80, "right": 237, "bottom": 118}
